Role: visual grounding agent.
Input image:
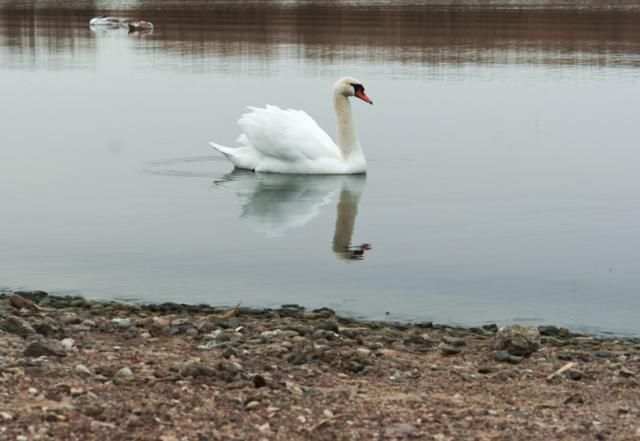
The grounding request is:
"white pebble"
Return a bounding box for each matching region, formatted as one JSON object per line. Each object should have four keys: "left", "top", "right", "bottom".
{"left": 115, "top": 367, "right": 133, "bottom": 378}
{"left": 260, "top": 330, "right": 280, "bottom": 339}
{"left": 75, "top": 364, "right": 93, "bottom": 377}
{"left": 60, "top": 338, "right": 75, "bottom": 350}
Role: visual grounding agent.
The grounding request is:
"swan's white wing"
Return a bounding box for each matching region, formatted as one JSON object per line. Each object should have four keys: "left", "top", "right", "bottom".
{"left": 238, "top": 105, "right": 341, "bottom": 162}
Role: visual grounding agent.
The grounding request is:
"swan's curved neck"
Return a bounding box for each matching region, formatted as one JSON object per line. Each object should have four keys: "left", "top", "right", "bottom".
{"left": 334, "top": 93, "right": 362, "bottom": 158}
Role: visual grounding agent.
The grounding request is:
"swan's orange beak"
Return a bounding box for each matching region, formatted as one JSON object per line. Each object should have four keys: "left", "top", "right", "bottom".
{"left": 355, "top": 90, "right": 373, "bottom": 105}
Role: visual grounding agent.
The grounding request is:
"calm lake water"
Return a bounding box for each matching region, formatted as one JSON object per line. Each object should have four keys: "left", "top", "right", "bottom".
{"left": 1, "top": 0, "right": 639, "bottom": 335}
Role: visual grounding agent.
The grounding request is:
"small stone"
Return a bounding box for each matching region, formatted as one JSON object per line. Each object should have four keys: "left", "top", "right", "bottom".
{"left": 33, "top": 322, "right": 57, "bottom": 337}
{"left": 197, "top": 341, "right": 226, "bottom": 351}
{"left": 9, "top": 293, "right": 37, "bottom": 310}
{"left": 24, "top": 341, "right": 66, "bottom": 358}
{"left": 115, "top": 367, "right": 134, "bottom": 378}
{"left": 252, "top": 374, "right": 267, "bottom": 388}
{"left": 170, "top": 324, "right": 189, "bottom": 335}
{"left": 219, "top": 360, "right": 243, "bottom": 374}
{"left": 284, "top": 325, "right": 313, "bottom": 335}
{"left": 356, "top": 348, "right": 372, "bottom": 358}
{"left": 557, "top": 352, "right": 574, "bottom": 361}
{"left": 323, "top": 409, "right": 334, "bottom": 418}
{"left": 122, "top": 331, "right": 138, "bottom": 340}
{"left": 384, "top": 423, "right": 418, "bottom": 437}
{"left": 438, "top": 342, "right": 461, "bottom": 355}
{"left": 70, "top": 386, "right": 85, "bottom": 397}
{"left": 567, "top": 368, "right": 584, "bottom": 381}
{"left": 594, "top": 351, "right": 616, "bottom": 360}
{"left": 59, "top": 312, "right": 81, "bottom": 325}
{"left": 494, "top": 351, "right": 523, "bottom": 364}
{"left": 28, "top": 387, "right": 38, "bottom": 395}
{"left": 60, "top": 338, "right": 75, "bottom": 350}
{"left": 1, "top": 316, "right": 36, "bottom": 337}
{"left": 482, "top": 324, "right": 499, "bottom": 333}
{"left": 313, "top": 321, "right": 339, "bottom": 333}
{"left": 75, "top": 364, "right": 93, "bottom": 377}
{"left": 619, "top": 368, "right": 636, "bottom": 378}
{"left": 69, "top": 298, "right": 88, "bottom": 307}
{"left": 0, "top": 411, "right": 13, "bottom": 421}
{"left": 260, "top": 330, "right": 280, "bottom": 341}
{"left": 203, "top": 329, "right": 224, "bottom": 340}
{"left": 494, "top": 325, "right": 540, "bottom": 356}
{"left": 538, "top": 325, "right": 571, "bottom": 338}
{"left": 111, "top": 318, "right": 132, "bottom": 329}
{"left": 152, "top": 317, "right": 171, "bottom": 329}
{"left": 280, "top": 330, "right": 300, "bottom": 339}
{"left": 245, "top": 400, "right": 260, "bottom": 410}
{"left": 179, "top": 362, "right": 216, "bottom": 378}
{"left": 442, "top": 335, "right": 466, "bottom": 347}
{"left": 541, "top": 336, "right": 568, "bottom": 347}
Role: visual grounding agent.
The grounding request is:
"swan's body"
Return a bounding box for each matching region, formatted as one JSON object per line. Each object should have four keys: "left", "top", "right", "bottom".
{"left": 89, "top": 16, "right": 127, "bottom": 27}
{"left": 210, "top": 77, "right": 373, "bottom": 174}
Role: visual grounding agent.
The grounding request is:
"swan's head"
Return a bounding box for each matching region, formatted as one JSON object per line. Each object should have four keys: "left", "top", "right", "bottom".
{"left": 333, "top": 77, "right": 373, "bottom": 105}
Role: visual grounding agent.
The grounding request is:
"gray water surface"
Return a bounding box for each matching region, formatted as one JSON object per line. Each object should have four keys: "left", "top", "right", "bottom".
{"left": 1, "top": 1, "right": 639, "bottom": 335}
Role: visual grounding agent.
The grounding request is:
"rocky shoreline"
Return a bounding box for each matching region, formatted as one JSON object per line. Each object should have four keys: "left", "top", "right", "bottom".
{"left": 1, "top": 291, "right": 639, "bottom": 440}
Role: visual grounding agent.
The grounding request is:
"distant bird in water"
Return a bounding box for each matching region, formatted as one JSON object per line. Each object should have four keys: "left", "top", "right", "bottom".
{"left": 128, "top": 20, "right": 155, "bottom": 33}
{"left": 89, "top": 16, "right": 127, "bottom": 27}
{"left": 88, "top": 16, "right": 154, "bottom": 34}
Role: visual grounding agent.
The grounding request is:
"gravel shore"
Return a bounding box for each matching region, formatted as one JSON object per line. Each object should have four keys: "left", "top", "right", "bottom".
{"left": 1, "top": 291, "right": 639, "bottom": 440}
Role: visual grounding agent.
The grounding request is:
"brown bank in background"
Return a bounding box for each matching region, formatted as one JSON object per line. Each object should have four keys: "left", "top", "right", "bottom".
{"left": 0, "top": 291, "right": 639, "bottom": 440}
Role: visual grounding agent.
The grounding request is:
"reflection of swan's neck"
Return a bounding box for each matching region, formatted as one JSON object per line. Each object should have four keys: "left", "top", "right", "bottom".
{"left": 334, "top": 94, "right": 361, "bottom": 159}
{"left": 332, "top": 187, "right": 359, "bottom": 257}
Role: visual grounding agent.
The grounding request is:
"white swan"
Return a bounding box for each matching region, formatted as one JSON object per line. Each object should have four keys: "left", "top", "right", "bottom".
{"left": 209, "top": 77, "right": 373, "bottom": 174}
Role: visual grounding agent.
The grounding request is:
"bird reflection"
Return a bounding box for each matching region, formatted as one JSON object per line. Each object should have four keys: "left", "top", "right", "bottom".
{"left": 215, "top": 170, "right": 371, "bottom": 261}
{"left": 332, "top": 187, "right": 371, "bottom": 261}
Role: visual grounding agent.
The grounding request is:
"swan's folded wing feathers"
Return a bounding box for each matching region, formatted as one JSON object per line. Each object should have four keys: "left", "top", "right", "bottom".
{"left": 238, "top": 106, "right": 340, "bottom": 161}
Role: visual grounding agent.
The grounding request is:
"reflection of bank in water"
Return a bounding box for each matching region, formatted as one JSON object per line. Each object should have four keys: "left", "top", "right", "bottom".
{"left": 217, "top": 171, "right": 371, "bottom": 261}
{"left": 3, "top": 3, "right": 640, "bottom": 71}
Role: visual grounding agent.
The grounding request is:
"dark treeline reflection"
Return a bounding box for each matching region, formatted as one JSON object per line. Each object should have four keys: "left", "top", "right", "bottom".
{"left": 2, "top": 1, "right": 640, "bottom": 69}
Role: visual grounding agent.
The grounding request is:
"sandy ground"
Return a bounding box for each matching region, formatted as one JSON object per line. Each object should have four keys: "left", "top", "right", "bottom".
{"left": 1, "top": 291, "right": 639, "bottom": 440}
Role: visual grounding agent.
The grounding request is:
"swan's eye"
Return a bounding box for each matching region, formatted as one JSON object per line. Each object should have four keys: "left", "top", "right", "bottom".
{"left": 351, "top": 83, "right": 365, "bottom": 93}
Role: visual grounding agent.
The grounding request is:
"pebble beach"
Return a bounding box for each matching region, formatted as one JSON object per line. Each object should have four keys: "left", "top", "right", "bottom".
{"left": 1, "top": 291, "right": 639, "bottom": 440}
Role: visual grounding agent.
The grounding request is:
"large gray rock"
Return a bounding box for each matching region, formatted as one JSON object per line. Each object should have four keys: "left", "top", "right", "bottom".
{"left": 24, "top": 341, "right": 66, "bottom": 358}
{"left": 9, "top": 294, "right": 37, "bottom": 311}
{"left": 1, "top": 316, "right": 36, "bottom": 338}
{"left": 494, "top": 325, "right": 540, "bottom": 356}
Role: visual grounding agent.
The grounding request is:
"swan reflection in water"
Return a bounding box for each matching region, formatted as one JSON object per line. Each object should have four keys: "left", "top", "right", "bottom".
{"left": 215, "top": 171, "right": 371, "bottom": 261}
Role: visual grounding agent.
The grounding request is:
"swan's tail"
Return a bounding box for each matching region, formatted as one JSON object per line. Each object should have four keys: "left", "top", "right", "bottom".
{"left": 209, "top": 141, "right": 258, "bottom": 171}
